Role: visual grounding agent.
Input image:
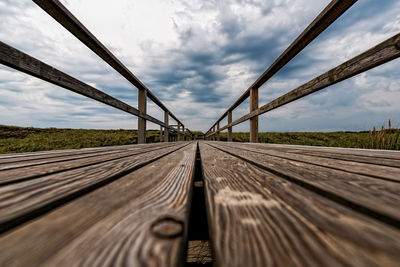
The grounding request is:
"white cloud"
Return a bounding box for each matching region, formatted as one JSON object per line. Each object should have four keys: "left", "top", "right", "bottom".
{"left": 0, "top": 0, "right": 399, "bottom": 133}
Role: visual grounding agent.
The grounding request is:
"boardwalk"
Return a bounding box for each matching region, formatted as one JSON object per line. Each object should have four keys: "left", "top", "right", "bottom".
{"left": 0, "top": 141, "right": 399, "bottom": 266}
{"left": 1, "top": 0, "right": 400, "bottom": 266}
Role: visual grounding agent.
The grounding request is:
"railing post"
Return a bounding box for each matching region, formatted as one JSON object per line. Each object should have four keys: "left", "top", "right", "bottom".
{"left": 178, "top": 122, "right": 181, "bottom": 141}
{"left": 159, "top": 125, "right": 163, "bottom": 142}
{"left": 182, "top": 125, "right": 185, "bottom": 141}
{"left": 228, "top": 111, "right": 233, "bottom": 142}
{"left": 138, "top": 89, "right": 147, "bottom": 144}
{"left": 217, "top": 122, "right": 220, "bottom": 141}
{"left": 250, "top": 87, "right": 258, "bottom": 143}
{"left": 164, "top": 111, "right": 169, "bottom": 142}
{"left": 213, "top": 126, "right": 216, "bottom": 141}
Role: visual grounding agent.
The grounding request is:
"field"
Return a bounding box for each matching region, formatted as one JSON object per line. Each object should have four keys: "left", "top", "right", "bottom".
{"left": 0, "top": 125, "right": 162, "bottom": 154}
{"left": 0, "top": 124, "right": 399, "bottom": 154}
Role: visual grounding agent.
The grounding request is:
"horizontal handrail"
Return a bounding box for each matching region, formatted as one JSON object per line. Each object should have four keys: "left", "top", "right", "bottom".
{"left": 33, "top": 0, "right": 185, "bottom": 128}
{"left": 0, "top": 41, "right": 185, "bottom": 135}
{"left": 206, "top": 0, "right": 357, "bottom": 136}
{"left": 207, "top": 33, "right": 400, "bottom": 136}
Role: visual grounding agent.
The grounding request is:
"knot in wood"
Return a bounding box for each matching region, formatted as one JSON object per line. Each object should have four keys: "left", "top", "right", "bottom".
{"left": 151, "top": 217, "right": 184, "bottom": 239}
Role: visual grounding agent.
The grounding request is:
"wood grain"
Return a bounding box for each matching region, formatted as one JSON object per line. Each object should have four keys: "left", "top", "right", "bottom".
{"left": 199, "top": 142, "right": 400, "bottom": 267}
{"left": 0, "top": 143, "right": 179, "bottom": 184}
{"left": 239, "top": 143, "right": 400, "bottom": 167}
{"left": 0, "top": 143, "right": 188, "bottom": 232}
{"left": 215, "top": 142, "right": 400, "bottom": 182}
{"left": 0, "top": 142, "right": 175, "bottom": 171}
{"left": 0, "top": 142, "right": 197, "bottom": 267}
{"left": 207, "top": 142, "right": 400, "bottom": 225}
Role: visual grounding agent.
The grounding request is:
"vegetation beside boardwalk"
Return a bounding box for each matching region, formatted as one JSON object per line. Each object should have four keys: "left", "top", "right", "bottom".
{"left": 218, "top": 120, "right": 400, "bottom": 150}
{"left": 0, "top": 121, "right": 399, "bottom": 154}
{"left": 0, "top": 125, "right": 161, "bottom": 154}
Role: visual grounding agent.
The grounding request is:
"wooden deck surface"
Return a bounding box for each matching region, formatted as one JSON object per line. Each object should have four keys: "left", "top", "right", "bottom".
{"left": 0, "top": 141, "right": 399, "bottom": 266}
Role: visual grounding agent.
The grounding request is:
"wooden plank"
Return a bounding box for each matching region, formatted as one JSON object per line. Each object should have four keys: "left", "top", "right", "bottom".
{"left": 0, "top": 143, "right": 188, "bottom": 232}
{"left": 0, "top": 143, "right": 179, "bottom": 184}
{"left": 0, "top": 142, "right": 197, "bottom": 266}
{"left": 219, "top": 33, "right": 400, "bottom": 132}
{"left": 32, "top": 0, "right": 185, "bottom": 128}
{"left": 199, "top": 142, "right": 400, "bottom": 267}
{"left": 205, "top": 0, "right": 357, "bottom": 135}
{"left": 0, "top": 142, "right": 174, "bottom": 170}
{"left": 206, "top": 142, "right": 400, "bottom": 225}
{"left": 227, "top": 111, "right": 232, "bottom": 142}
{"left": 138, "top": 89, "right": 147, "bottom": 144}
{"left": 249, "top": 87, "right": 258, "bottom": 143}
{"left": 0, "top": 41, "right": 170, "bottom": 129}
{"left": 241, "top": 143, "right": 400, "bottom": 168}
{"left": 164, "top": 111, "right": 169, "bottom": 142}
{"left": 239, "top": 143, "right": 400, "bottom": 164}
{"left": 217, "top": 122, "right": 220, "bottom": 141}
{"left": 178, "top": 122, "right": 181, "bottom": 141}
{"left": 215, "top": 142, "right": 400, "bottom": 182}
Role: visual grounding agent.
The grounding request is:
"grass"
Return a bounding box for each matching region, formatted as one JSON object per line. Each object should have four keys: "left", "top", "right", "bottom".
{"left": 216, "top": 120, "right": 400, "bottom": 150}
{"left": 0, "top": 125, "right": 163, "bottom": 154}
{"left": 1, "top": 121, "right": 399, "bottom": 154}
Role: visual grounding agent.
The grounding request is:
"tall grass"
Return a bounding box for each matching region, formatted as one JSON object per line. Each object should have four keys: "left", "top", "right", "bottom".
{"left": 367, "top": 120, "right": 400, "bottom": 150}
{"left": 0, "top": 125, "right": 162, "bottom": 154}
{"left": 216, "top": 120, "right": 400, "bottom": 150}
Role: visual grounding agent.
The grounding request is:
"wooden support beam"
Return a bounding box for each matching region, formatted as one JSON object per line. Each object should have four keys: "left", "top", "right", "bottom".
{"left": 218, "top": 33, "right": 400, "bottom": 133}
{"left": 217, "top": 122, "right": 220, "bottom": 141}
{"left": 0, "top": 41, "right": 172, "bottom": 129}
{"left": 177, "top": 123, "right": 181, "bottom": 141}
{"left": 137, "top": 89, "right": 147, "bottom": 144}
{"left": 250, "top": 87, "right": 258, "bottom": 143}
{"left": 159, "top": 126, "right": 163, "bottom": 142}
{"left": 213, "top": 127, "right": 216, "bottom": 141}
{"left": 32, "top": 0, "right": 186, "bottom": 128}
{"left": 228, "top": 111, "right": 233, "bottom": 142}
{"left": 164, "top": 111, "right": 169, "bottom": 142}
{"left": 205, "top": 0, "right": 357, "bottom": 135}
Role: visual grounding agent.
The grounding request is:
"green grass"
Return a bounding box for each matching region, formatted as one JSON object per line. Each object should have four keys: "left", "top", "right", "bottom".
{"left": 218, "top": 131, "right": 372, "bottom": 148}
{"left": 1, "top": 122, "right": 399, "bottom": 154}
{"left": 0, "top": 125, "right": 163, "bottom": 154}
{"left": 216, "top": 121, "right": 400, "bottom": 150}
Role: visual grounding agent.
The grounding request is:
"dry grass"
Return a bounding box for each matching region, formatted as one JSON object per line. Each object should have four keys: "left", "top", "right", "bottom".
{"left": 367, "top": 120, "right": 400, "bottom": 150}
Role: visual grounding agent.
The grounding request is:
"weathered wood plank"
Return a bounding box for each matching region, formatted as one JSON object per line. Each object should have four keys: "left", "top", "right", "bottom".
{"left": 206, "top": 142, "right": 400, "bottom": 225}
{"left": 215, "top": 142, "right": 400, "bottom": 182}
{"left": 0, "top": 142, "right": 197, "bottom": 267}
{"left": 242, "top": 142, "right": 400, "bottom": 158}
{"left": 0, "top": 142, "right": 172, "bottom": 161}
{"left": 205, "top": 0, "right": 357, "bottom": 135}
{"left": 0, "top": 142, "right": 174, "bottom": 170}
{"left": 238, "top": 143, "right": 400, "bottom": 167}
{"left": 199, "top": 142, "right": 400, "bottom": 267}
{"left": 0, "top": 143, "right": 179, "bottom": 184}
{"left": 218, "top": 33, "right": 400, "bottom": 132}
{"left": 249, "top": 87, "right": 258, "bottom": 143}
{"left": 227, "top": 111, "right": 232, "bottom": 142}
{"left": 0, "top": 143, "right": 188, "bottom": 232}
{"left": 138, "top": 89, "right": 147, "bottom": 144}
{"left": 0, "top": 41, "right": 170, "bottom": 128}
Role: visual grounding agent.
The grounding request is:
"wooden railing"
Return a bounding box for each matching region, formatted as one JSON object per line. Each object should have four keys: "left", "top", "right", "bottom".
{"left": 0, "top": 0, "right": 192, "bottom": 143}
{"left": 205, "top": 0, "right": 400, "bottom": 142}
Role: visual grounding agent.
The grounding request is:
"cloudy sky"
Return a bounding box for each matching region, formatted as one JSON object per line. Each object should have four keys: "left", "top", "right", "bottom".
{"left": 1, "top": 0, "right": 399, "bottom": 132}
